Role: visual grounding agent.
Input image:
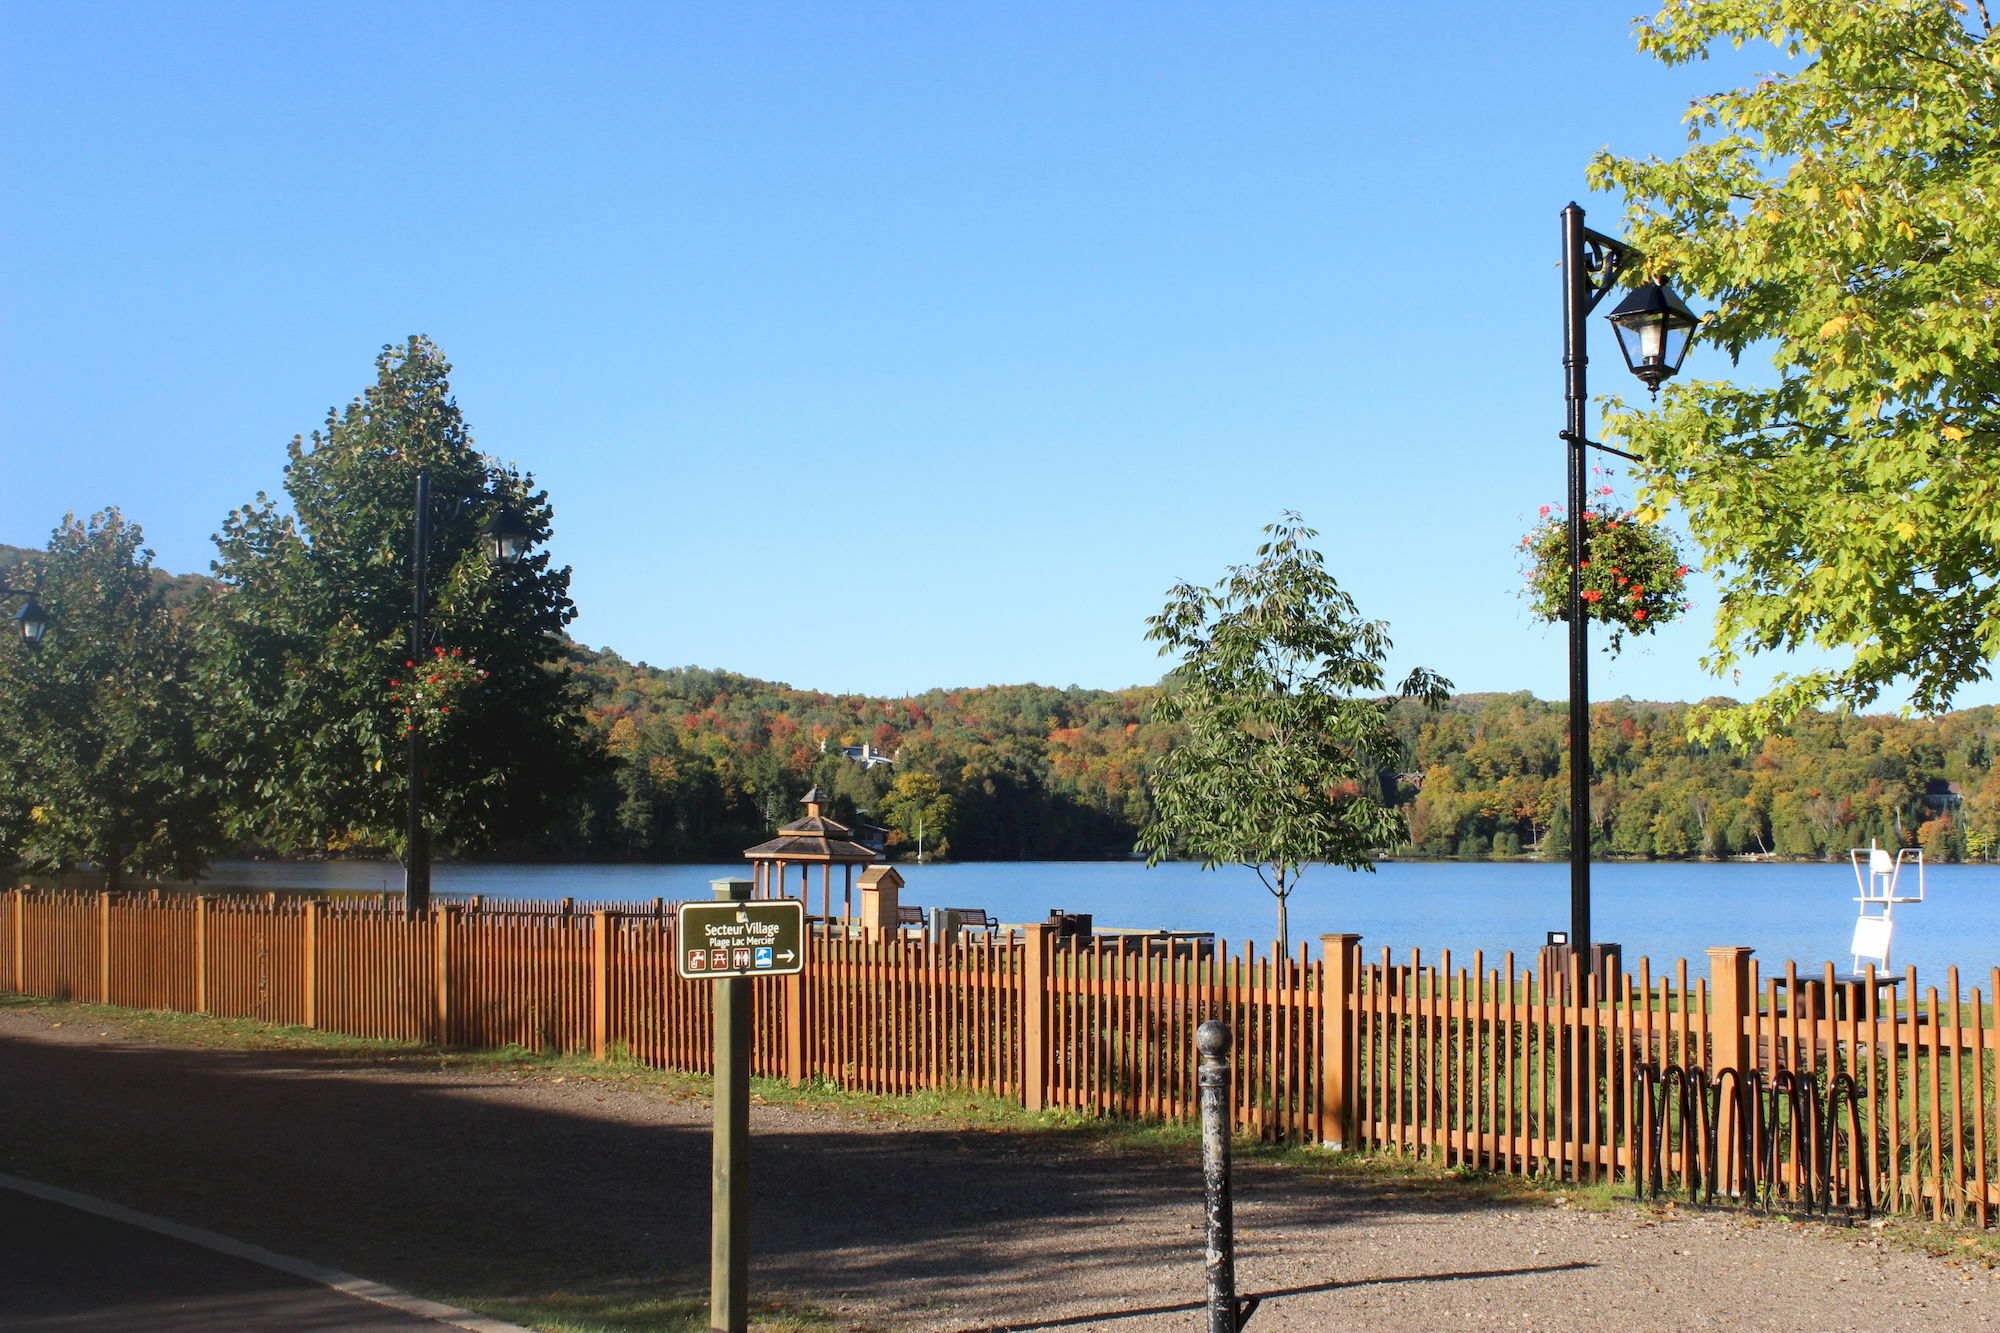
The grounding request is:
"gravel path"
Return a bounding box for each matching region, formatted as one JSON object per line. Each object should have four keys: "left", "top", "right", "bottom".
{"left": 1, "top": 1007, "right": 1995, "bottom": 1332}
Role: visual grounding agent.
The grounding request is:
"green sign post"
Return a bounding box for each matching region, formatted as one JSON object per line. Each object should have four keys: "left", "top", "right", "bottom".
{"left": 679, "top": 881, "right": 806, "bottom": 1333}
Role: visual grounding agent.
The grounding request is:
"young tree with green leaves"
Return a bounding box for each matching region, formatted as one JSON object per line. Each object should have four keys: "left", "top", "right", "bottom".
{"left": 1137, "top": 514, "right": 1450, "bottom": 955}
{"left": 883, "top": 769, "right": 956, "bottom": 860}
{"left": 0, "top": 511, "right": 228, "bottom": 887}
{"left": 199, "top": 336, "right": 598, "bottom": 865}
{"left": 1591, "top": 1, "right": 2000, "bottom": 735}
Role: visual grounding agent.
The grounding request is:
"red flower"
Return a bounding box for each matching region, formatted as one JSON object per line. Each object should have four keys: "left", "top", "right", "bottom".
{"left": 1538, "top": 505, "right": 1551, "bottom": 517}
{"left": 1581, "top": 589, "right": 1603, "bottom": 603}
{"left": 1634, "top": 608, "right": 1648, "bottom": 621}
{"left": 1676, "top": 565, "right": 1690, "bottom": 576}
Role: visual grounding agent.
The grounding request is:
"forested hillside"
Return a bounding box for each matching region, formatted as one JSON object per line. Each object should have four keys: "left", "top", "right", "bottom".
{"left": 9, "top": 539, "right": 1997, "bottom": 865}
{"left": 1392, "top": 693, "right": 1995, "bottom": 863}
{"left": 559, "top": 654, "right": 2000, "bottom": 864}
{"left": 558, "top": 649, "right": 1171, "bottom": 861}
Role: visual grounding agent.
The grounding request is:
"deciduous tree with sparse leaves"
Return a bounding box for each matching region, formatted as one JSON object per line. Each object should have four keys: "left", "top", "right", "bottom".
{"left": 1137, "top": 515, "right": 1449, "bottom": 955}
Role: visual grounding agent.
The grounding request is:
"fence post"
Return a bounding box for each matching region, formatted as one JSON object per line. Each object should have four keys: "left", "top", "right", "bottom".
{"left": 194, "top": 896, "right": 209, "bottom": 1014}
{"left": 1319, "top": 933, "right": 1362, "bottom": 1149}
{"left": 784, "top": 964, "right": 808, "bottom": 1087}
{"left": 11, "top": 888, "right": 24, "bottom": 995}
{"left": 1706, "top": 945, "right": 1753, "bottom": 1071}
{"left": 1706, "top": 945, "right": 1755, "bottom": 1195}
{"left": 98, "top": 892, "right": 113, "bottom": 1005}
{"left": 592, "top": 910, "right": 612, "bottom": 1062}
{"left": 434, "top": 905, "right": 456, "bottom": 1045}
{"left": 1021, "top": 924, "right": 1053, "bottom": 1111}
{"left": 303, "top": 899, "right": 324, "bottom": 1028}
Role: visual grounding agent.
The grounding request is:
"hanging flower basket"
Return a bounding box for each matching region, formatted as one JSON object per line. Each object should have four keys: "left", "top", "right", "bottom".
{"left": 1519, "top": 492, "right": 1691, "bottom": 652}
{"left": 388, "top": 646, "right": 488, "bottom": 740}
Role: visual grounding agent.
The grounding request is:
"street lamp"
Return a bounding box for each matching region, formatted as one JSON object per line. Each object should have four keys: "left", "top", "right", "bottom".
{"left": 479, "top": 506, "right": 533, "bottom": 566}
{"left": 1607, "top": 283, "right": 1699, "bottom": 392}
{"left": 404, "top": 472, "right": 535, "bottom": 916}
{"left": 1559, "top": 202, "right": 1698, "bottom": 972}
{"left": 1, "top": 585, "right": 49, "bottom": 648}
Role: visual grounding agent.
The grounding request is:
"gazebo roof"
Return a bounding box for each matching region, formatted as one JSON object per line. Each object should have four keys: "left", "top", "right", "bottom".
{"left": 742, "top": 833, "right": 879, "bottom": 863}
{"left": 743, "top": 788, "right": 878, "bottom": 864}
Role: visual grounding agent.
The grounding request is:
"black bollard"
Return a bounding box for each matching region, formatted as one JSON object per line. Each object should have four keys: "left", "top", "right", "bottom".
{"left": 1198, "top": 1020, "right": 1259, "bottom": 1331}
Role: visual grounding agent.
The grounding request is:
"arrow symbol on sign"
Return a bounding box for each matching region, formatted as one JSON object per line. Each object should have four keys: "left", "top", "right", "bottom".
{"left": 777, "top": 950, "right": 796, "bottom": 963}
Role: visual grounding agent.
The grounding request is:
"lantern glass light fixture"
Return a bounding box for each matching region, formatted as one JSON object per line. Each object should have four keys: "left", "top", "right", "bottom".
{"left": 479, "top": 506, "right": 534, "bottom": 566}
{"left": 1606, "top": 282, "right": 1699, "bottom": 391}
{"left": 14, "top": 598, "right": 49, "bottom": 646}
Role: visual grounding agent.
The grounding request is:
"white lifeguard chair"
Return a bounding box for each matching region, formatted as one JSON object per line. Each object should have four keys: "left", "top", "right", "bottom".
{"left": 1846, "top": 839, "right": 1924, "bottom": 977}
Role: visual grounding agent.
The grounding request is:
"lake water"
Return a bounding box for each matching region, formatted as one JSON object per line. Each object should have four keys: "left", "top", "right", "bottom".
{"left": 185, "top": 857, "right": 2000, "bottom": 985}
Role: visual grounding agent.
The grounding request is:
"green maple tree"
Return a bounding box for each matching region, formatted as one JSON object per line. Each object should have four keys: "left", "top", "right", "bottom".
{"left": 1591, "top": 0, "right": 2000, "bottom": 735}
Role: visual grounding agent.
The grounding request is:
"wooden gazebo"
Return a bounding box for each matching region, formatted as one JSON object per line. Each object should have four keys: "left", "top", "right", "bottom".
{"left": 743, "top": 786, "right": 879, "bottom": 925}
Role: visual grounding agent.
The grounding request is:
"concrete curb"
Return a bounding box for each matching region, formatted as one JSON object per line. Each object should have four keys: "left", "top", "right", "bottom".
{"left": 0, "top": 1172, "right": 538, "bottom": 1333}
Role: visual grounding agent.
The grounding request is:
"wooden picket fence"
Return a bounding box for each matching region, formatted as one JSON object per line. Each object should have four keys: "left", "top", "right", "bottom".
{"left": 3, "top": 888, "right": 1995, "bottom": 1226}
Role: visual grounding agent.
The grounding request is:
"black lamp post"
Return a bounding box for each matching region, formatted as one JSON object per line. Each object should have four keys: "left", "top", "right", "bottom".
{"left": 404, "top": 473, "right": 535, "bottom": 916}
{"left": 1559, "top": 203, "right": 1697, "bottom": 970}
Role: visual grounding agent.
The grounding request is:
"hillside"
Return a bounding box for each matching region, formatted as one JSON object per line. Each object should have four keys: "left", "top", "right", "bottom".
{"left": 9, "top": 538, "right": 1997, "bottom": 863}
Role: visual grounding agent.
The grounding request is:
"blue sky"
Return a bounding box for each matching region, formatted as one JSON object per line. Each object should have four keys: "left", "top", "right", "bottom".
{"left": 2, "top": 2, "right": 1967, "bottom": 710}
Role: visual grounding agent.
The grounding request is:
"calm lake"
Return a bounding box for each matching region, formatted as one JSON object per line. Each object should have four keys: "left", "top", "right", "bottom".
{"left": 186, "top": 857, "right": 2000, "bottom": 984}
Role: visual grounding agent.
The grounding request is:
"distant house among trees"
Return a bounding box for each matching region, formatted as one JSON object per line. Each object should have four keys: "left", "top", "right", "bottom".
{"left": 1925, "top": 780, "right": 1963, "bottom": 813}
{"left": 822, "top": 739, "right": 897, "bottom": 769}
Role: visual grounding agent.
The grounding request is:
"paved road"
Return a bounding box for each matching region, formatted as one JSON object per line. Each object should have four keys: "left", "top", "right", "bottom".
{"left": 0, "top": 1187, "right": 506, "bottom": 1332}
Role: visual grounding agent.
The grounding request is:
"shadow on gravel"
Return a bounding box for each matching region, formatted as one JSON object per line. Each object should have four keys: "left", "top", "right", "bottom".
{"left": 944, "top": 1262, "right": 1597, "bottom": 1332}
{"left": 0, "top": 1029, "right": 1523, "bottom": 1323}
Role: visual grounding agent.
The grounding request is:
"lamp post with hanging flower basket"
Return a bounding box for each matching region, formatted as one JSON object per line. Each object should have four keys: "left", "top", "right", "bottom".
{"left": 1557, "top": 202, "right": 1699, "bottom": 969}
{"left": 401, "top": 471, "right": 535, "bottom": 915}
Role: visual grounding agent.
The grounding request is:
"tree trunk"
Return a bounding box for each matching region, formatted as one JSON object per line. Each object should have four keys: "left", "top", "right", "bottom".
{"left": 1274, "top": 890, "right": 1289, "bottom": 961}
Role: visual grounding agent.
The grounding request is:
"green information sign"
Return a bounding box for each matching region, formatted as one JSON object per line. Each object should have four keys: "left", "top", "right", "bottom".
{"left": 676, "top": 898, "right": 806, "bottom": 979}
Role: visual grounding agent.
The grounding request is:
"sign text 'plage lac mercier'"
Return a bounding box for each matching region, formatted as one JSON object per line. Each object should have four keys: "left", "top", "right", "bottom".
{"left": 675, "top": 899, "right": 807, "bottom": 979}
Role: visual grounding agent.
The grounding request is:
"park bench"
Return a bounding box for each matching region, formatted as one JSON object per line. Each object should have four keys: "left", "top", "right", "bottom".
{"left": 892, "top": 906, "right": 994, "bottom": 933}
